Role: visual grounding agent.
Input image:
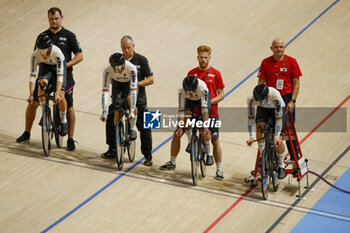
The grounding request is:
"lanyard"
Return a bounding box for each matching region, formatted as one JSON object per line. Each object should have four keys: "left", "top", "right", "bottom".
{"left": 274, "top": 57, "right": 285, "bottom": 80}
{"left": 201, "top": 67, "right": 212, "bottom": 81}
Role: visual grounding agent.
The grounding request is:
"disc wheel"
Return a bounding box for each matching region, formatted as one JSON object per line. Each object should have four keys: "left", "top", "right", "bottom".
{"left": 190, "top": 136, "right": 199, "bottom": 186}
{"left": 41, "top": 106, "right": 52, "bottom": 157}
{"left": 260, "top": 150, "right": 270, "bottom": 200}
{"left": 53, "top": 104, "right": 63, "bottom": 148}
{"left": 115, "top": 121, "right": 124, "bottom": 170}
{"left": 126, "top": 120, "right": 136, "bottom": 162}
{"left": 199, "top": 140, "right": 206, "bottom": 178}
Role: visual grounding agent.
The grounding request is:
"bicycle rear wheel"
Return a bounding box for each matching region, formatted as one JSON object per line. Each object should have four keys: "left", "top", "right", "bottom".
{"left": 271, "top": 153, "right": 280, "bottom": 191}
{"left": 53, "top": 104, "right": 63, "bottom": 148}
{"left": 126, "top": 120, "right": 136, "bottom": 162}
{"left": 260, "top": 149, "right": 270, "bottom": 200}
{"left": 199, "top": 136, "right": 206, "bottom": 178}
{"left": 190, "top": 136, "right": 199, "bottom": 186}
{"left": 41, "top": 106, "right": 52, "bottom": 156}
{"left": 115, "top": 121, "right": 124, "bottom": 170}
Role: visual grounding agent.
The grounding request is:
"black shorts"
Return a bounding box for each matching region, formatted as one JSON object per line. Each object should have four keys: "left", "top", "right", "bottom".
{"left": 209, "top": 117, "right": 220, "bottom": 139}
{"left": 65, "top": 85, "right": 74, "bottom": 109}
{"left": 184, "top": 93, "right": 211, "bottom": 117}
{"left": 111, "top": 81, "right": 138, "bottom": 110}
{"left": 255, "top": 106, "right": 286, "bottom": 134}
{"left": 33, "top": 62, "right": 67, "bottom": 101}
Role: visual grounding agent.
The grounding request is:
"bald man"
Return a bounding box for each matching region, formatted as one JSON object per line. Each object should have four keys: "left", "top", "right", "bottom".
{"left": 257, "top": 38, "right": 302, "bottom": 162}
{"left": 102, "top": 35, "right": 154, "bottom": 166}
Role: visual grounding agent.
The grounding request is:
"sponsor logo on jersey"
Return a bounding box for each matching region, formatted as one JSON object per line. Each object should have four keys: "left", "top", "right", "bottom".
{"left": 208, "top": 74, "right": 215, "bottom": 77}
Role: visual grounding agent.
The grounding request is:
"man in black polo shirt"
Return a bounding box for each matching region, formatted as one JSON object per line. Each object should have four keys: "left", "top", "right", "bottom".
{"left": 101, "top": 35, "right": 154, "bottom": 166}
{"left": 16, "top": 7, "right": 83, "bottom": 151}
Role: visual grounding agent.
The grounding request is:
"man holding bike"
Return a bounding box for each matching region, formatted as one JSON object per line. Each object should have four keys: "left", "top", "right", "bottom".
{"left": 246, "top": 84, "right": 286, "bottom": 179}
{"left": 100, "top": 53, "right": 138, "bottom": 146}
{"left": 160, "top": 76, "right": 214, "bottom": 170}
{"left": 29, "top": 33, "right": 68, "bottom": 136}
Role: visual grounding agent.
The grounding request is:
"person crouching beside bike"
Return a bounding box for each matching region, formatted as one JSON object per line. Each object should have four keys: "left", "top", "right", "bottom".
{"left": 246, "top": 84, "right": 286, "bottom": 179}
{"left": 30, "top": 33, "right": 68, "bottom": 136}
{"left": 100, "top": 53, "right": 138, "bottom": 159}
{"left": 160, "top": 76, "right": 214, "bottom": 170}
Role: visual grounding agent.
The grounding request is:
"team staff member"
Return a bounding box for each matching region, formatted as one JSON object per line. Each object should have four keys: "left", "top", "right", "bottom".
{"left": 102, "top": 35, "right": 154, "bottom": 166}
{"left": 187, "top": 45, "right": 225, "bottom": 180}
{"left": 258, "top": 38, "right": 302, "bottom": 159}
{"left": 16, "top": 7, "right": 83, "bottom": 151}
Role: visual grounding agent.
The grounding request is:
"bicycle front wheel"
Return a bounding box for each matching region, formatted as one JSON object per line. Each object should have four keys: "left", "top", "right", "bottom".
{"left": 190, "top": 136, "right": 199, "bottom": 186}
{"left": 126, "top": 120, "right": 136, "bottom": 162}
{"left": 199, "top": 136, "right": 206, "bottom": 178}
{"left": 115, "top": 121, "right": 124, "bottom": 170}
{"left": 260, "top": 149, "right": 270, "bottom": 200}
{"left": 271, "top": 151, "right": 280, "bottom": 192}
{"left": 41, "top": 106, "right": 52, "bottom": 157}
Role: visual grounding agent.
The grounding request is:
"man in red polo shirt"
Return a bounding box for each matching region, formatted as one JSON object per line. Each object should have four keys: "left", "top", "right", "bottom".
{"left": 188, "top": 45, "right": 225, "bottom": 180}
{"left": 258, "top": 38, "right": 302, "bottom": 159}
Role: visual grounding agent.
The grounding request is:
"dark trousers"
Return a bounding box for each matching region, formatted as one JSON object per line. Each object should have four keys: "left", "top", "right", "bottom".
{"left": 106, "top": 103, "right": 153, "bottom": 160}
{"left": 282, "top": 94, "right": 299, "bottom": 159}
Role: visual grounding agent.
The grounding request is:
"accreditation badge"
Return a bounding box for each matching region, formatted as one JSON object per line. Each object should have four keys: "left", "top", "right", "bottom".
{"left": 276, "top": 79, "right": 284, "bottom": 90}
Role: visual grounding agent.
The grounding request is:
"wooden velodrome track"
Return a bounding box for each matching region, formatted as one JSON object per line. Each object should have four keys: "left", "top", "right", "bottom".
{"left": 0, "top": 0, "right": 349, "bottom": 232}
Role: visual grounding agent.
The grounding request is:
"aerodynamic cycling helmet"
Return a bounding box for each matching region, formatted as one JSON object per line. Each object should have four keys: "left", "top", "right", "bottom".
{"left": 36, "top": 33, "right": 52, "bottom": 49}
{"left": 182, "top": 76, "right": 198, "bottom": 92}
{"left": 109, "top": 53, "right": 125, "bottom": 67}
{"left": 253, "top": 84, "right": 269, "bottom": 102}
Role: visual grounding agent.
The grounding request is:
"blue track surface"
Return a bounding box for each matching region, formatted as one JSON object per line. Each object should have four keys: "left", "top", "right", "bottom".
{"left": 291, "top": 169, "right": 350, "bottom": 233}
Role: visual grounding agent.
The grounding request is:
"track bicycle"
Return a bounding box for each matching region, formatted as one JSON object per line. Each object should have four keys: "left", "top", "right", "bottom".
{"left": 38, "top": 83, "right": 64, "bottom": 156}
{"left": 188, "top": 114, "right": 207, "bottom": 186}
{"left": 255, "top": 121, "right": 280, "bottom": 200}
{"left": 114, "top": 96, "right": 136, "bottom": 171}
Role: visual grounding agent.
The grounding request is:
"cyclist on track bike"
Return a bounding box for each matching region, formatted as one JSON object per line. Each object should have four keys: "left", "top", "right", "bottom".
{"left": 160, "top": 75, "right": 214, "bottom": 170}
{"left": 100, "top": 53, "right": 138, "bottom": 151}
{"left": 246, "top": 84, "right": 286, "bottom": 179}
{"left": 30, "top": 33, "right": 68, "bottom": 136}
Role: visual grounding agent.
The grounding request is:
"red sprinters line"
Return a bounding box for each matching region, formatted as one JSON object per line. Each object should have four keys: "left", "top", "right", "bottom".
{"left": 203, "top": 187, "right": 254, "bottom": 233}
{"left": 203, "top": 94, "right": 350, "bottom": 232}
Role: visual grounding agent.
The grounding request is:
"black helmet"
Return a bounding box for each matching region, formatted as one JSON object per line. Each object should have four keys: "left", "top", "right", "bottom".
{"left": 183, "top": 76, "right": 198, "bottom": 92}
{"left": 253, "top": 84, "right": 269, "bottom": 101}
{"left": 109, "top": 53, "right": 125, "bottom": 67}
{"left": 36, "top": 33, "right": 52, "bottom": 49}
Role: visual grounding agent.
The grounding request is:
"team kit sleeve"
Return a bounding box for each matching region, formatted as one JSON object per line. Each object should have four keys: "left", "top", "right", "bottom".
{"left": 129, "top": 65, "right": 138, "bottom": 114}
{"left": 101, "top": 67, "right": 110, "bottom": 112}
{"left": 30, "top": 51, "right": 38, "bottom": 83}
{"left": 247, "top": 94, "right": 256, "bottom": 139}
{"left": 291, "top": 58, "right": 302, "bottom": 79}
{"left": 271, "top": 90, "right": 285, "bottom": 138}
{"left": 68, "top": 31, "right": 83, "bottom": 54}
{"left": 200, "top": 88, "right": 209, "bottom": 113}
{"left": 257, "top": 59, "right": 267, "bottom": 80}
{"left": 178, "top": 88, "right": 185, "bottom": 118}
{"left": 215, "top": 70, "right": 225, "bottom": 89}
{"left": 54, "top": 48, "right": 65, "bottom": 83}
{"left": 141, "top": 56, "right": 153, "bottom": 77}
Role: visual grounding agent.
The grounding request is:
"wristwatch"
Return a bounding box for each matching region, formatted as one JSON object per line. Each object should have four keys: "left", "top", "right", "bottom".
{"left": 291, "top": 99, "right": 296, "bottom": 103}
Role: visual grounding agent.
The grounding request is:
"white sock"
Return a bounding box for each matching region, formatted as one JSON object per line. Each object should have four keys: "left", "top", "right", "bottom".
{"left": 60, "top": 111, "right": 67, "bottom": 123}
{"left": 40, "top": 101, "right": 45, "bottom": 111}
{"left": 204, "top": 140, "right": 213, "bottom": 156}
{"left": 216, "top": 162, "right": 222, "bottom": 171}
{"left": 258, "top": 142, "right": 265, "bottom": 154}
{"left": 130, "top": 116, "right": 137, "bottom": 131}
{"left": 277, "top": 152, "right": 284, "bottom": 168}
{"left": 170, "top": 156, "right": 177, "bottom": 165}
{"left": 186, "top": 130, "right": 191, "bottom": 144}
